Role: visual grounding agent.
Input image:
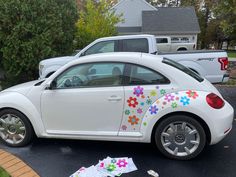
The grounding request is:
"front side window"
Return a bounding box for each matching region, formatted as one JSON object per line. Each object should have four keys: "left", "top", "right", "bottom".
{"left": 54, "top": 63, "right": 125, "bottom": 88}
{"left": 84, "top": 40, "right": 117, "bottom": 56}
{"left": 122, "top": 38, "right": 149, "bottom": 53}
{"left": 126, "top": 64, "right": 170, "bottom": 85}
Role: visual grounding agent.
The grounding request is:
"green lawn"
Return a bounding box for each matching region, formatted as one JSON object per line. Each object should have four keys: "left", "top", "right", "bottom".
{"left": 0, "top": 167, "right": 11, "bottom": 177}
{"left": 227, "top": 51, "right": 236, "bottom": 58}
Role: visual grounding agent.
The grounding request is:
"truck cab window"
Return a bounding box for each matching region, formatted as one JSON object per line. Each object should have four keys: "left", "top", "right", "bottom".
{"left": 122, "top": 38, "right": 149, "bottom": 53}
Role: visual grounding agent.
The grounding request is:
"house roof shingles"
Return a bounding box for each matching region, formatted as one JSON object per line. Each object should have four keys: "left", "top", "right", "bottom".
{"left": 142, "top": 7, "right": 201, "bottom": 34}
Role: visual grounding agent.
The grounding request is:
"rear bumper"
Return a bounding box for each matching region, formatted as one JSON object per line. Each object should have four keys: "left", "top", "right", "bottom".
{"left": 222, "top": 73, "right": 230, "bottom": 83}
{"left": 209, "top": 101, "right": 234, "bottom": 145}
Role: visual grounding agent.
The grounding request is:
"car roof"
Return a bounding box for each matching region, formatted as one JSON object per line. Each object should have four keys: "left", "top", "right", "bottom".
{"left": 94, "top": 34, "right": 154, "bottom": 41}
{"left": 68, "top": 52, "right": 164, "bottom": 66}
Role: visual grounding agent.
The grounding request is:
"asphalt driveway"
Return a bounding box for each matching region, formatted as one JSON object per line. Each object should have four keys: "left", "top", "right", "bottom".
{"left": 0, "top": 86, "right": 236, "bottom": 177}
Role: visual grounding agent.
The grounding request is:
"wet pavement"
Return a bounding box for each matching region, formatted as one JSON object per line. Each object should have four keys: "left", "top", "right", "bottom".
{"left": 0, "top": 86, "right": 236, "bottom": 177}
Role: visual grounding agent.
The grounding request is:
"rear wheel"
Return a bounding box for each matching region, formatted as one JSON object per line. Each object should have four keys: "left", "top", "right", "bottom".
{"left": 0, "top": 109, "right": 34, "bottom": 147}
{"left": 155, "top": 115, "right": 206, "bottom": 160}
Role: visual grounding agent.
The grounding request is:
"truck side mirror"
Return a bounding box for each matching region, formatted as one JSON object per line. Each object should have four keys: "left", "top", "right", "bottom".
{"left": 45, "top": 80, "right": 57, "bottom": 90}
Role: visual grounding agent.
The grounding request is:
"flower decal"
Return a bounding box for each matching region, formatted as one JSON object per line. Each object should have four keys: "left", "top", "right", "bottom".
{"left": 128, "top": 115, "right": 139, "bottom": 125}
{"left": 160, "top": 89, "right": 166, "bottom": 95}
{"left": 125, "top": 110, "right": 130, "bottom": 115}
{"left": 117, "top": 159, "right": 128, "bottom": 168}
{"left": 180, "top": 96, "right": 190, "bottom": 106}
{"left": 150, "top": 90, "right": 157, "bottom": 97}
{"left": 186, "top": 90, "right": 199, "bottom": 99}
{"left": 111, "top": 159, "right": 117, "bottom": 163}
{"left": 149, "top": 105, "right": 158, "bottom": 114}
{"left": 141, "top": 95, "right": 145, "bottom": 99}
{"left": 146, "top": 99, "right": 152, "bottom": 105}
{"left": 133, "top": 86, "right": 144, "bottom": 97}
{"left": 171, "top": 102, "right": 178, "bottom": 108}
{"left": 164, "top": 94, "right": 175, "bottom": 102}
{"left": 121, "top": 125, "right": 127, "bottom": 131}
{"left": 140, "top": 102, "right": 145, "bottom": 106}
{"left": 107, "top": 163, "right": 116, "bottom": 172}
{"left": 137, "top": 108, "right": 143, "bottom": 114}
{"left": 127, "top": 97, "right": 138, "bottom": 108}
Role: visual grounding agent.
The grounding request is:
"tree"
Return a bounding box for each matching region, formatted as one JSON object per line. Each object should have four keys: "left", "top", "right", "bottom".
{"left": 0, "top": 0, "right": 78, "bottom": 87}
{"left": 214, "top": 0, "right": 236, "bottom": 49}
{"left": 75, "top": 0, "right": 122, "bottom": 49}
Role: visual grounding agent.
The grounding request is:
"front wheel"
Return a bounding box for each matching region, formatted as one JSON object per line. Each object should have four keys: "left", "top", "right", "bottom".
{"left": 155, "top": 115, "right": 206, "bottom": 160}
{"left": 0, "top": 109, "right": 34, "bottom": 147}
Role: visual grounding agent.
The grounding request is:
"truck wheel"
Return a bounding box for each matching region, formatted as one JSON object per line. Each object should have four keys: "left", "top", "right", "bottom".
{"left": 177, "top": 48, "right": 187, "bottom": 51}
{"left": 0, "top": 109, "right": 34, "bottom": 147}
{"left": 155, "top": 115, "right": 206, "bottom": 160}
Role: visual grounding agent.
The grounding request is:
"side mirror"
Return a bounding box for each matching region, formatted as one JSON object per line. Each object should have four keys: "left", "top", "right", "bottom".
{"left": 45, "top": 80, "right": 57, "bottom": 90}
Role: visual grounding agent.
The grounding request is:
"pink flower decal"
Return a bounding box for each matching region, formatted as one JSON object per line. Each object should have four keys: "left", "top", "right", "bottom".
{"left": 186, "top": 90, "right": 199, "bottom": 99}
{"left": 100, "top": 162, "right": 105, "bottom": 168}
{"left": 117, "top": 159, "right": 128, "bottom": 168}
{"left": 121, "top": 125, "right": 127, "bottom": 131}
{"left": 127, "top": 97, "right": 138, "bottom": 108}
{"left": 164, "top": 94, "right": 175, "bottom": 102}
{"left": 137, "top": 108, "right": 143, "bottom": 114}
{"left": 133, "top": 86, "right": 144, "bottom": 97}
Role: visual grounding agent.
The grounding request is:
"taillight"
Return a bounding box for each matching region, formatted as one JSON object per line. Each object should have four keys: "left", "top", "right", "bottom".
{"left": 218, "top": 57, "right": 228, "bottom": 70}
{"left": 206, "top": 93, "right": 225, "bottom": 109}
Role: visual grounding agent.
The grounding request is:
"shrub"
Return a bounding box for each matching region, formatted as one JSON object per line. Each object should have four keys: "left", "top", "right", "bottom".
{"left": 0, "top": 0, "right": 78, "bottom": 87}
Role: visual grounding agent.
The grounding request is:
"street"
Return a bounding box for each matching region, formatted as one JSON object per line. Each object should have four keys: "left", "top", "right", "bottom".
{"left": 0, "top": 86, "right": 236, "bottom": 177}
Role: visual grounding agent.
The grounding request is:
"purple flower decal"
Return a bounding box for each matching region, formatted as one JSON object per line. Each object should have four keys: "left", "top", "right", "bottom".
{"left": 133, "top": 86, "right": 144, "bottom": 97}
{"left": 149, "top": 105, "right": 158, "bottom": 114}
{"left": 164, "top": 94, "right": 175, "bottom": 102}
{"left": 137, "top": 108, "right": 143, "bottom": 114}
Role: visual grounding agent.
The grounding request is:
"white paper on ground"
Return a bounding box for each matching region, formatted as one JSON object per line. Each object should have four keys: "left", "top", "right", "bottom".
{"left": 70, "top": 157, "right": 137, "bottom": 177}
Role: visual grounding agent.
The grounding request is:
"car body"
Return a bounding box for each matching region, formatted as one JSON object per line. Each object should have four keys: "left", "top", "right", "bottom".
{"left": 0, "top": 53, "right": 234, "bottom": 160}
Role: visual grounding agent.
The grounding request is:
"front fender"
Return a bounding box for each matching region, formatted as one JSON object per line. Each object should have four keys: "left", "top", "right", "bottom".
{"left": 0, "top": 92, "right": 45, "bottom": 136}
{"left": 140, "top": 91, "right": 212, "bottom": 142}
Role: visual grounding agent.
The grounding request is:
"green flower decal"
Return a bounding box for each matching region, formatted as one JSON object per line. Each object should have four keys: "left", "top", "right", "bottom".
{"left": 160, "top": 89, "right": 166, "bottom": 95}
{"left": 143, "top": 122, "right": 147, "bottom": 126}
{"left": 150, "top": 90, "right": 157, "bottom": 97}
{"left": 107, "top": 163, "right": 116, "bottom": 172}
{"left": 125, "top": 110, "right": 130, "bottom": 115}
{"left": 171, "top": 102, "right": 178, "bottom": 108}
{"left": 146, "top": 99, "right": 152, "bottom": 105}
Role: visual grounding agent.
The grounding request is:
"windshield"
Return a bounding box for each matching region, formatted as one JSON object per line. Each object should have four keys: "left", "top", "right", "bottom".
{"left": 162, "top": 58, "right": 204, "bottom": 82}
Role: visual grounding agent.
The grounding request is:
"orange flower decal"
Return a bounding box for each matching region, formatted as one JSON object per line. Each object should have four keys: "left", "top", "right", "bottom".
{"left": 127, "top": 97, "right": 138, "bottom": 108}
{"left": 186, "top": 90, "right": 199, "bottom": 99}
{"left": 128, "top": 115, "right": 140, "bottom": 125}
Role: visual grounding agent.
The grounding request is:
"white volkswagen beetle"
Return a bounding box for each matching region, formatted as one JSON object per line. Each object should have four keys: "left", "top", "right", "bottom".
{"left": 0, "top": 53, "right": 233, "bottom": 160}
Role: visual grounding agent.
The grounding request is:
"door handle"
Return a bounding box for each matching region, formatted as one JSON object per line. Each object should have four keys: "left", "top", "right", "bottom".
{"left": 108, "top": 95, "right": 122, "bottom": 101}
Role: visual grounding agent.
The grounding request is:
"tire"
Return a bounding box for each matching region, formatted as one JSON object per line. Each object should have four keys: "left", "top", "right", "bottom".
{"left": 0, "top": 109, "right": 34, "bottom": 147}
{"left": 155, "top": 115, "right": 206, "bottom": 160}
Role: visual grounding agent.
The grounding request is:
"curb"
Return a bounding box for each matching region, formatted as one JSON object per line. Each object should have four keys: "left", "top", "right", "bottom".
{"left": 0, "top": 149, "right": 40, "bottom": 177}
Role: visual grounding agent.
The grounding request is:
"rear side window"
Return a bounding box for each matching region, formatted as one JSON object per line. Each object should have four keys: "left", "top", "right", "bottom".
{"left": 162, "top": 58, "right": 204, "bottom": 82}
{"left": 126, "top": 64, "right": 170, "bottom": 85}
{"left": 122, "top": 38, "right": 149, "bottom": 53}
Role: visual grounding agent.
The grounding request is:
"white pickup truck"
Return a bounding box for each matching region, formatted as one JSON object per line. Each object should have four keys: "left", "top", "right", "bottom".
{"left": 39, "top": 34, "right": 229, "bottom": 83}
{"left": 156, "top": 36, "right": 196, "bottom": 52}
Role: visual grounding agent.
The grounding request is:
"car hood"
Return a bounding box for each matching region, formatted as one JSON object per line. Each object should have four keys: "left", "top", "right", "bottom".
{"left": 40, "top": 56, "right": 76, "bottom": 66}
{"left": 2, "top": 80, "right": 42, "bottom": 95}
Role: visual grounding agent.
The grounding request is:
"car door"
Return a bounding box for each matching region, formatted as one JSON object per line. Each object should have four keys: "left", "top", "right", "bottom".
{"left": 41, "top": 62, "right": 125, "bottom": 136}
{"left": 119, "top": 64, "right": 171, "bottom": 134}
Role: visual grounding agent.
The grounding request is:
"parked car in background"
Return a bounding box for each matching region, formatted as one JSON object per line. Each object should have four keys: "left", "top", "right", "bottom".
{"left": 0, "top": 53, "right": 234, "bottom": 160}
{"left": 156, "top": 36, "right": 196, "bottom": 52}
{"left": 39, "top": 35, "right": 229, "bottom": 83}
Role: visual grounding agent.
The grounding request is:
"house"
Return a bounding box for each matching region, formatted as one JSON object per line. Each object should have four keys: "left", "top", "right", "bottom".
{"left": 112, "top": 0, "right": 200, "bottom": 45}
